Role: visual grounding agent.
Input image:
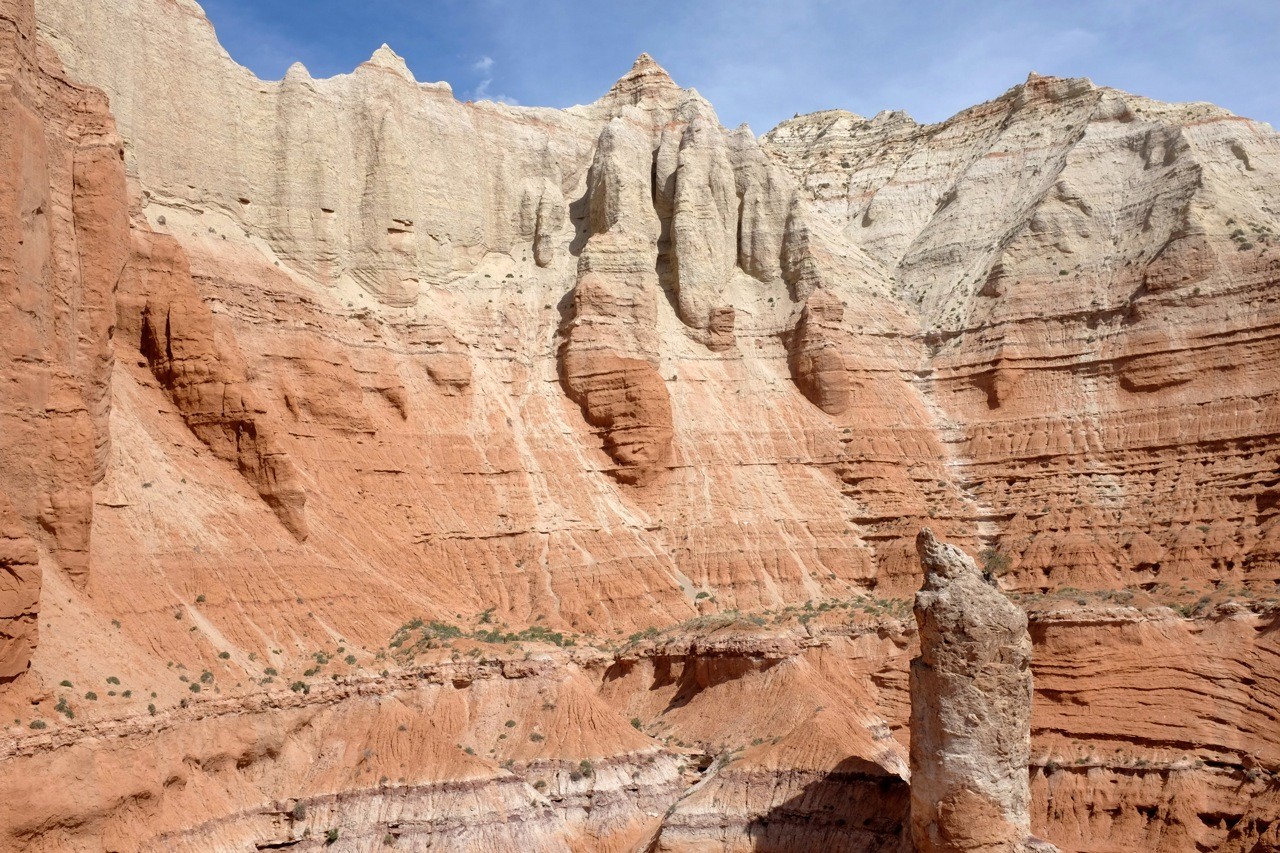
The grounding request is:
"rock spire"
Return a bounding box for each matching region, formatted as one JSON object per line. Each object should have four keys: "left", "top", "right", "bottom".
{"left": 909, "top": 529, "right": 1057, "bottom": 853}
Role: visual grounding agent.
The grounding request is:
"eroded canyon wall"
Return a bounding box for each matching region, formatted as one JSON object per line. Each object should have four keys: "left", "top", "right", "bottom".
{"left": 0, "top": 0, "right": 1277, "bottom": 848}
{"left": 0, "top": 0, "right": 129, "bottom": 678}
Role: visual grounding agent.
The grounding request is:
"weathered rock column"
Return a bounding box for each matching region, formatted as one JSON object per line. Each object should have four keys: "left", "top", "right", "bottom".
{"left": 909, "top": 529, "right": 1055, "bottom": 853}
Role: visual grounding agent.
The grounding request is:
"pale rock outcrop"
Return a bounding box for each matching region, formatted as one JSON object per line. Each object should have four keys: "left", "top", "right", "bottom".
{"left": 669, "top": 113, "right": 738, "bottom": 330}
{"left": 728, "top": 125, "right": 793, "bottom": 284}
{"left": 910, "top": 529, "right": 1054, "bottom": 853}
{"left": 560, "top": 112, "right": 673, "bottom": 484}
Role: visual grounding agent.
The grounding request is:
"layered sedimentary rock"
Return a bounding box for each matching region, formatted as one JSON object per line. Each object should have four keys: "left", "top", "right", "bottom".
{"left": 118, "top": 230, "right": 309, "bottom": 539}
{"left": 0, "top": 0, "right": 1278, "bottom": 848}
{"left": 559, "top": 107, "right": 674, "bottom": 484}
{"left": 0, "top": 492, "right": 38, "bottom": 682}
{"left": 0, "top": 0, "right": 128, "bottom": 678}
{"left": 788, "top": 289, "right": 853, "bottom": 414}
{"left": 909, "top": 529, "right": 1049, "bottom": 853}
{"left": 764, "top": 75, "right": 1280, "bottom": 592}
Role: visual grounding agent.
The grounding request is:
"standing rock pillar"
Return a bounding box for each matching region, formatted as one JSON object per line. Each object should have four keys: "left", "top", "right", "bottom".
{"left": 909, "top": 529, "right": 1057, "bottom": 853}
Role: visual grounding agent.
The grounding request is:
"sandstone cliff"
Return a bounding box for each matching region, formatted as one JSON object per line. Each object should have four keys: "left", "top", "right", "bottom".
{"left": 0, "top": 0, "right": 1276, "bottom": 848}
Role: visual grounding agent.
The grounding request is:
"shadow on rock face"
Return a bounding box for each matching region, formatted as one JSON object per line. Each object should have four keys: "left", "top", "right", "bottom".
{"left": 746, "top": 755, "right": 908, "bottom": 852}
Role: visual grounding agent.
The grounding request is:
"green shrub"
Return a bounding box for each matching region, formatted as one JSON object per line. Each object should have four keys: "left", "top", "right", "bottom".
{"left": 979, "top": 548, "right": 1011, "bottom": 578}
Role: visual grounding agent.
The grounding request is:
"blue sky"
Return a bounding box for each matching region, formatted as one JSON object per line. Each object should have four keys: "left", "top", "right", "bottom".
{"left": 198, "top": 0, "right": 1279, "bottom": 133}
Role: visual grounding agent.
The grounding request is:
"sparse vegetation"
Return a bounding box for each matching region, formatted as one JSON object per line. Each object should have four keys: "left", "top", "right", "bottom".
{"left": 387, "top": 618, "right": 577, "bottom": 660}
{"left": 979, "top": 548, "right": 1012, "bottom": 578}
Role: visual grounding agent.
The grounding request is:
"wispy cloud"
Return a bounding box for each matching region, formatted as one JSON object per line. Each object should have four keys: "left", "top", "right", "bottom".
{"left": 470, "top": 54, "right": 519, "bottom": 105}
{"left": 200, "top": 0, "right": 1279, "bottom": 130}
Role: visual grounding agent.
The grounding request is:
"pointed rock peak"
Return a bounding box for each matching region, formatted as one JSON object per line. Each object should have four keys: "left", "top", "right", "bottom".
{"left": 871, "top": 109, "right": 915, "bottom": 127}
{"left": 630, "top": 52, "right": 668, "bottom": 77}
{"left": 362, "top": 44, "right": 415, "bottom": 82}
{"left": 1004, "top": 71, "right": 1097, "bottom": 114}
{"left": 284, "top": 61, "right": 312, "bottom": 82}
{"left": 728, "top": 122, "right": 760, "bottom": 148}
{"left": 602, "top": 52, "right": 680, "bottom": 106}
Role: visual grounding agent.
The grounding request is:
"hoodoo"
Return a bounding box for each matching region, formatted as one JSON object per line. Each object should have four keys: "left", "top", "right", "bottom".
{"left": 909, "top": 529, "right": 1057, "bottom": 853}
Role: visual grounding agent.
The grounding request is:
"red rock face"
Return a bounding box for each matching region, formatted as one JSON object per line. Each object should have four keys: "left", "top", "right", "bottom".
{"left": 788, "top": 289, "right": 853, "bottom": 415}
{"left": 0, "top": 493, "right": 38, "bottom": 682}
{"left": 0, "top": 0, "right": 129, "bottom": 676}
{"left": 117, "top": 230, "right": 309, "bottom": 540}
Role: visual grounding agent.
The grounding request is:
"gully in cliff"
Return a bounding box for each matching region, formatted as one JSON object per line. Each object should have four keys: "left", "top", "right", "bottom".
{"left": 909, "top": 529, "right": 1058, "bottom": 853}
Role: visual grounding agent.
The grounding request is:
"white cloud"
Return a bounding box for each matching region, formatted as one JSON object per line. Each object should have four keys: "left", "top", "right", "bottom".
{"left": 470, "top": 54, "right": 518, "bottom": 105}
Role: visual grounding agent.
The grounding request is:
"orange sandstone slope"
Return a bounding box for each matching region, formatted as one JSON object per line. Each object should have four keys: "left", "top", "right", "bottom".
{"left": 0, "top": 0, "right": 1276, "bottom": 848}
